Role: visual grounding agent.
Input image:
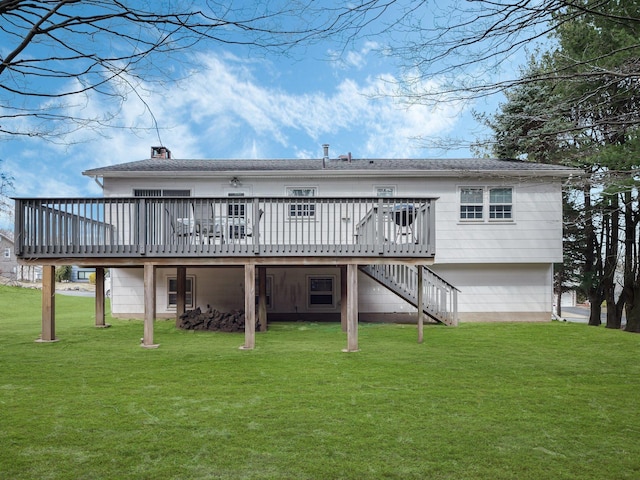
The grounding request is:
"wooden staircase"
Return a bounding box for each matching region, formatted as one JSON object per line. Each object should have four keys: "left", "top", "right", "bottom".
{"left": 360, "top": 264, "right": 459, "bottom": 326}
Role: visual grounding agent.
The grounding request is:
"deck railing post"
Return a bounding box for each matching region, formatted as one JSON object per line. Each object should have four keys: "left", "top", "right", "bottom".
{"left": 429, "top": 201, "right": 436, "bottom": 255}
{"left": 452, "top": 289, "right": 459, "bottom": 326}
{"left": 14, "top": 199, "right": 23, "bottom": 256}
{"left": 72, "top": 209, "right": 80, "bottom": 253}
{"left": 417, "top": 266, "right": 424, "bottom": 344}
{"left": 137, "top": 198, "right": 147, "bottom": 255}
{"left": 253, "top": 200, "right": 261, "bottom": 254}
{"left": 377, "top": 198, "right": 384, "bottom": 254}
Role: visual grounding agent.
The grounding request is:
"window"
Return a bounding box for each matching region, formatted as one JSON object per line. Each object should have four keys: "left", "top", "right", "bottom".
{"left": 76, "top": 270, "right": 92, "bottom": 280}
{"left": 287, "top": 187, "right": 316, "bottom": 197}
{"left": 134, "top": 189, "right": 191, "bottom": 197}
{"left": 227, "top": 203, "right": 246, "bottom": 217}
{"left": 226, "top": 194, "right": 247, "bottom": 238}
{"left": 134, "top": 189, "right": 162, "bottom": 197}
{"left": 287, "top": 187, "right": 316, "bottom": 217}
{"left": 308, "top": 276, "right": 335, "bottom": 308}
{"left": 3, "top": 248, "right": 10, "bottom": 258}
{"left": 460, "top": 188, "right": 484, "bottom": 220}
{"left": 489, "top": 188, "right": 513, "bottom": 220}
{"left": 168, "top": 276, "right": 195, "bottom": 309}
{"left": 255, "top": 275, "right": 273, "bottom": 308}
{"left": 376, "top": 186, "right": 395, "bottom": 197}
{"left": 162, "top": 189, "right": 191, "bottom": 197}
{"left": 459, "top": 187, "right": 514, "bottom": 222}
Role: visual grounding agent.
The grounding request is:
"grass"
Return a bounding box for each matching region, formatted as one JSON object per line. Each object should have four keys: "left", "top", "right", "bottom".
{"left": 0, "top": 285, "right": 639, "bottom": 479}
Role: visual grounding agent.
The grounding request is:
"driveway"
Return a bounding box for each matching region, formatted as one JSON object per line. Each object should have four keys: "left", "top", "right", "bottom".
{"left": 559, "top": 305, "right": 626, "bottom": 327}
{"left": 56, "top": 288, "right": 95, "bottom": 297}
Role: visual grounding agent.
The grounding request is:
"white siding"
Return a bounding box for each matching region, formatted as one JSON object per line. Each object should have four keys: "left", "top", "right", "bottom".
{"left": 358, "top": 274, "right": 416, "bottom": 314}
{"left": 431, "top": 263, "right": 553, "bottom": 315}
{"left": 110, "top": 268, "right": 144, "bottom": 315}
{"left": 103, "top": 174, "right": 563, "bottom": 264}
{"left": 110, "top": 263, "right": 553, "bottom": 321}
{"left": 104, "top": 170, "right": 563, "bottom": 322}
{"left": 433, "top": 179, "right": 563, "bottom": 264}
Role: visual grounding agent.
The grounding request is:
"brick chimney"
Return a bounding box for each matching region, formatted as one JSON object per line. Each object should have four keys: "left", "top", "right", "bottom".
{"left": 151, "top": 146, "right": 171, "bottom": 159}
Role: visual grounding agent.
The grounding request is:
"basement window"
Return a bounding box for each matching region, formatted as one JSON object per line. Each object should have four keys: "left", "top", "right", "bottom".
{"left": 167, "top": 276, "right": 195, "bottom": 309}
{"left": 308, "top": 276, "right": 335, "bottom": 308}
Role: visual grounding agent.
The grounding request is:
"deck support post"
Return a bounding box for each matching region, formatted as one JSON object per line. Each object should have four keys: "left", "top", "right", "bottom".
{"left": 142, "top": 263, "right": 159, "bottom": 348}
{"left": 37, "top": 265, "right": 58, "bottom": 343}
{"left": 343, "top": 263, "right": 359, "bottom": 352}
{"left": 340, "top": 265, "right": 347, "bottom": 332}
{"left": 417, "top": 265, "right": 424, "bottom": 344}
{"left": 176, "top": 266, "right": 187, "bottom": 322}
{"left": 94, "top": 267, "right": 109, "bottom": 328}
{"left": 258, "top": 266, "right": 267, "bottom": 332}
{"left": 241, "top": 263, "right": 256, "bottom": 350}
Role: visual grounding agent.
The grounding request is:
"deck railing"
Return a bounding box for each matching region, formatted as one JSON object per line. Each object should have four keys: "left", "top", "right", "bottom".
{"left": 14, "top": 196, "right": 437, "bottom": 258}
{"left": 360, "top": 264, "right": 459, "bottom": 325}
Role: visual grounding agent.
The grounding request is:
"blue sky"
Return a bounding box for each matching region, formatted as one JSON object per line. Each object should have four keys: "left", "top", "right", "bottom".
{"left": 0, "top": 2, "right": 539, "bottom": 230}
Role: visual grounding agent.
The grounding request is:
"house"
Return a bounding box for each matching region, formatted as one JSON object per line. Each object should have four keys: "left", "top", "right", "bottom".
{"left": 0, "top": 230, "right": 18, "bottom": 280}
{"left": 3, "top": 231, "right": 95, "bottom": 284}
{"left": 13, "top": 146, "right": 576, "bottom": 350}
{"left": 71, "top": 266, "right": 96, "bottom": 283}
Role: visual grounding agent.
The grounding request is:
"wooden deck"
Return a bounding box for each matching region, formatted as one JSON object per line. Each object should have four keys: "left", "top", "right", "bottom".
{"left": 14, "top": 196, "right": 437, "bottom": 260}
{"left": 15, "top": 195, "right": 453, "bottom": 352}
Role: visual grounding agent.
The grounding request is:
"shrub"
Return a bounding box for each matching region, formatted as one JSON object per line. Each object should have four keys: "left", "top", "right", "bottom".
{"left": 54, "top": 265, "right": 72, "bottom": 282}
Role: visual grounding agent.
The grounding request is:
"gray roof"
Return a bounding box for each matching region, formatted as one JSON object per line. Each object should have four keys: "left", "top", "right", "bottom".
{"left": 83, "top": 157, "right": 577, "bottom": 176}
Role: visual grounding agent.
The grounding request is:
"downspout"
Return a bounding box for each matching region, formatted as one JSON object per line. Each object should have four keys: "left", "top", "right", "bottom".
{"left": 91, "top": 175, "right": 104, "bottom": 189}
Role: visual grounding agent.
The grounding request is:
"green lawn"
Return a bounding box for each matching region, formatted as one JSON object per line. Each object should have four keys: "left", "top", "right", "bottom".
{"left": 1, "top": 284, "right": 639, "bottom": 479}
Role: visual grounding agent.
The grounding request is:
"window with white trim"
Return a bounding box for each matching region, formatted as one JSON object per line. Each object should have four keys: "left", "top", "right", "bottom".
{"left": 460, "top": 188, "right": 484, "bottom": 220}
{"left": 459, "top": 187, "right": 514, "bottom": 222}
{"left": 226, "top": 193, "right": 247, "bottom": 239}
{"left": 167, "top": 276, "right": 195, "bottom": 309}
{"left": 308, "top": 276, "right": 335, "bottom": 308}
{"left": 489, "top": 188, "right": 513, "bottom": 220}
{"left": 287, "top": 187, "right": 316, "bottom": 217}
{"left": 3, "top": 248, "right": 10, "bottom": 258}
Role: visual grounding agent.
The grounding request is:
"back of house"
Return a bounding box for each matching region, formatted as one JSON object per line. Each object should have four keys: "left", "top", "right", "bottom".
{"left": 76, "top": 148, "right": 574, "bottom": 323}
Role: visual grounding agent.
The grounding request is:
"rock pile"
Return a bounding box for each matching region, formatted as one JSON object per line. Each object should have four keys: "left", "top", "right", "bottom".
{"left": 177, "top": 305, "right": 260, "bottom": 332}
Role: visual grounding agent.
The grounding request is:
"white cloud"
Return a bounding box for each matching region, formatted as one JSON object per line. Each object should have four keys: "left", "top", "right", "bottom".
{"left": 164, "top": 53, "right": 466, "bottom": 158}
